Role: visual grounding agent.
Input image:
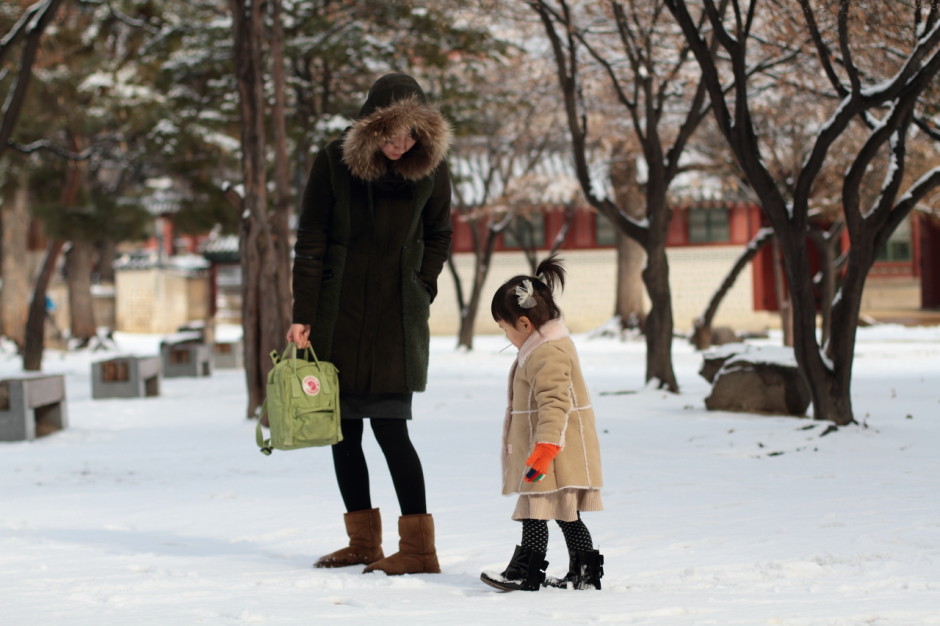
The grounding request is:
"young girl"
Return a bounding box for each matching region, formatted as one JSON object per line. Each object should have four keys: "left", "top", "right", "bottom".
{"left": 480, "top": 256, "right": 605, "bottom": 591}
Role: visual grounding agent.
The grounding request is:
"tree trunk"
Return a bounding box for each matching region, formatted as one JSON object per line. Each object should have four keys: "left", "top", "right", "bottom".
{"left": 96, "top": 240, "right": 116, "bottom": 283}
{"left": 781, "top": 227, "right": 852, "bottom": 424}
{"left": 230, "top": 0, "right": 291, "bottom": 417}
{"left": 642, "top": 178, "right": 678, "bottom": 391}
{"left": 23, "top": 164, "right": 80, "bottom": 371}
{"left": 456, "top": 233, "right": 498, "bottom": 350}
{"left": 65, "top": 239, "right": 97, "bottom": 345}
{"left": 456, "top": 278, "right": 483, "bottom": 350}
{"left": 819, "top": 247, "right": 873, "bottom": 426}
{"left": 268, "top": 0, "right": 293, "bottom": 326}
{"left": 23, "top": 240, "right": 64, "bottom": 371}
{"left": 642, "top": 248, "right": 677, "bottom": 390}
{"left": 808, "top": 222, "right": 843, "bottom": 353}
{"left": 1, "top": 175, "right": 31, "bottom": 348}
{"left": 771, "top": 237, "right": 793, "bottom": 347}
{"left": 615, "top": 231, "right": 646, "bottom": 330}
{"left": 609, "top": 152, "right": 646, "bottom": 330}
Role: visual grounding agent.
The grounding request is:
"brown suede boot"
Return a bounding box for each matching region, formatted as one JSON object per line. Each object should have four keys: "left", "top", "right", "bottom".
{"left": 362, "top": 513, "right": 440, "bottom": 575}
{"left": 314, "top": 508, "right": 384, "bottom": 568}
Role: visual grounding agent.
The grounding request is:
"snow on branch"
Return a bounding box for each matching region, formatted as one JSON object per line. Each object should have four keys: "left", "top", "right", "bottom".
{"left": 894, "top": 166, "right": 940, "bottom": 216}
{"left": 859, "top": 19, "right": 940, "bottom": 103}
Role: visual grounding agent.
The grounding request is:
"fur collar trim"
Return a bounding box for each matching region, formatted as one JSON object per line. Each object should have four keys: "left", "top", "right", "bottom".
{"left": 517, "top": 318, "right": 570, "bottom": 367}
{"left": 341, "top": 95, "right": 452, "bottom": 182}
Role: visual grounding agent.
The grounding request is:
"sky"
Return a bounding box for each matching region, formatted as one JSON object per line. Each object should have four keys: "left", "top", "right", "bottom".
{"left": 1, "top": 323, "right": 939, "bottom": 625}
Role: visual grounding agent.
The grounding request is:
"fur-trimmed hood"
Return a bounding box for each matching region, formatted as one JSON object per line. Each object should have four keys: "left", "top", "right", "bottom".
{"left": 341, "top": 73, "right": 452, "bottom": 182}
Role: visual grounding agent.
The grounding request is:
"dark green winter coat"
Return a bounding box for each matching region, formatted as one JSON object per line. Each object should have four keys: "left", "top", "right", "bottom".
{"left": 291, "top": 74, "right": 453, "bottom": 395}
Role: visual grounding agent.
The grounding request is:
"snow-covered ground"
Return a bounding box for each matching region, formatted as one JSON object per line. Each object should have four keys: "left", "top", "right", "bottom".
{"left": 2, "top": 324, "right": 938, "bottom": 625}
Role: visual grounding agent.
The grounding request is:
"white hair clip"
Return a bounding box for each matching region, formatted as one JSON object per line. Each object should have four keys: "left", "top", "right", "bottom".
{"left": 514, "top": 279, "right": 537, "bottom": 309}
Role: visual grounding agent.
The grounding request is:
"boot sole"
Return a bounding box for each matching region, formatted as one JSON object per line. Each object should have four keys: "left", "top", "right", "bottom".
{"left": 480, "top": 572, "right": 537, "bottom": 592}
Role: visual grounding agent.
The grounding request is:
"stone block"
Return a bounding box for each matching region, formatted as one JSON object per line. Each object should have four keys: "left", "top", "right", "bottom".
{"left": 160, "top": 336, "right": 212, "bottom": 378}
{"left": 704, "top": 349, "right": 810, "bottom": 417}
{"left": 92, "top": 356, "right": 161, "bottom": 399}
{"left": 0, "top": 375, "right": 68, "bottom": 441}
{"left": 212, "top": 340, "right": 243, "bottom": 369}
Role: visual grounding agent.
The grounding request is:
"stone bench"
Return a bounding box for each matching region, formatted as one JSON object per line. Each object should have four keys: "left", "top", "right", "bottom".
{"left": 91, "top": 356, "right": 161, "bottom": 399}
{"left": 212, "top": 340, "right": 243, "bottom": 369}
{"left": 160, "top": 332, "right": 212, "bottom": 378}
{"left": 0, "top": 375, "right": 68, "bottom": 442}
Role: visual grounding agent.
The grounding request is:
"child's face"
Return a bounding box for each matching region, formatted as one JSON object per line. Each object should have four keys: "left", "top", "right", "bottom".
{"left": 497, "top": 316, "right": 534, "bottom": 349}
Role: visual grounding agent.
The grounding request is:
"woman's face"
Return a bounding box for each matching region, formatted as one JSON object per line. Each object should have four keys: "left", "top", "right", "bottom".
{"left": 381, "top": 131, "right": 417, "bottom": 161}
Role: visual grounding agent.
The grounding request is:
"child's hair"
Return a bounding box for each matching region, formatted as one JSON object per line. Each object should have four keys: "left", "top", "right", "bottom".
{"left": 491, "top": 255, "right": 566, "bottom": 329}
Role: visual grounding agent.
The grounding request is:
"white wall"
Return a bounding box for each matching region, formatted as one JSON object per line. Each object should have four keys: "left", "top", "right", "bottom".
{"left": 115, "top": 268, "right": 209, "bottom": 334}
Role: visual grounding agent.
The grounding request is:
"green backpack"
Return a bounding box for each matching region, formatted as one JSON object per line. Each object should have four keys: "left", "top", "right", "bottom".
{"left": 256, "top": 343, "right": 342, "bottom": 454}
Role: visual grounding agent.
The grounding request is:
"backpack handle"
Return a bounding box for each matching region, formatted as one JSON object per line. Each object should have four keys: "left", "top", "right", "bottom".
{"left": 275, "top": 342, "right": 319, "bottom": 366}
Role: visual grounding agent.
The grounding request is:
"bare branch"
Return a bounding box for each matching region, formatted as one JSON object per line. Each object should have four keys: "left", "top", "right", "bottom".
{"left": 0, "top": 0, "right": 65, "bottom": 158}
{"left": 7, "top": 140, "right": 94, "bottom": 160}
{"left": 866, "top": 20, "right": 940, "bottom": 105}
{"left": 77, "top": 0, "right": 161, "bottom": 35}
{"left": 843, "top": 72, "right": 935, "bottom": 232}
{"left": 692, "top": 226, "right": 775, "bottom": 343}
{"left": 796, "top": 1, "right": 846, "bottom": 97}
{"left": 870, "top": 116, "right": 913, "bottom": 224}
{"left": 837, "top": 0, "right": 863, "bottom": 97}
{"left": 527, "top": 0, "right": 644, "bottom": 242}
{"left": 705, "top": 0, "right": 737, "bottom": 52}
{"left": 914, "top": 114, "right": 940, "bottom": 140}
{"left": 891, "top": 165, "right": 940, "bottom": 228}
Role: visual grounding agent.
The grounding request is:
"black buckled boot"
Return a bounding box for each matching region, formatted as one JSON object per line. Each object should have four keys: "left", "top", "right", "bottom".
{"left": 480, "top": 545, "right": 548, "bottom": 591}
{"left": 544, "top": 549, "right": 604, "bottom": 590}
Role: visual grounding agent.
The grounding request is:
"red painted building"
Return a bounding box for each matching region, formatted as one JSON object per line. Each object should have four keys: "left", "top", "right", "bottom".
{"left": 451, "top": 202, "right": 935, "bottom": 314}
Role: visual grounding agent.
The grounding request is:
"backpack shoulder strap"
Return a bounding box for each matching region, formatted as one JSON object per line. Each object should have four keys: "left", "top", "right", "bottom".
{"left": 256, "top": 396, "right": 273, "bottom": 455}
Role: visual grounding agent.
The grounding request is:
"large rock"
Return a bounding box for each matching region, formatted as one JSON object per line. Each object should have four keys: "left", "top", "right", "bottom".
{"left": 702, "top": 344, "right": 810, "bottom": 417}
{"left": 699, "top": 342, "right": 751, "bottom": 382}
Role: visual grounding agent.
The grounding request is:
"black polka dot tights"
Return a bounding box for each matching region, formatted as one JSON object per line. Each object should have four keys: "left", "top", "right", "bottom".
{"left": 520, "top": 513, "right": 593, "bottom": 553}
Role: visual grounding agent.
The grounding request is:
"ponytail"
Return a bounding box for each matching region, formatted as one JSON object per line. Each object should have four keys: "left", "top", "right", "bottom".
{"left": 491, "top": 255, "right": 566, "bottom": 329}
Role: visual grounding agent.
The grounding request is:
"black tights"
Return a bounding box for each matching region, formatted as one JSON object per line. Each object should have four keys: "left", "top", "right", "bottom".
{"left": 520, "top": 514, "right": 594, "bottom": 553}
{"left": 330, "top": 418, "right": 427, "bottom": 516}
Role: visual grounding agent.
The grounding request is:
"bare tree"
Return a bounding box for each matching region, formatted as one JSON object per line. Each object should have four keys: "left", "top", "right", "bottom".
{"left": 450, "top": 135, "right": 579, "bottom": 349}
{"left": 527, "top": 0, "right": 726, "bottom": 391}
{"left": 446, "top": 38, "right": 581, "bottom": 349}
{"left": 666, "top": 0, "right": 940, "bottom": 425}
{"left": 0, "top": 0, "right": 65, "bottom": 367}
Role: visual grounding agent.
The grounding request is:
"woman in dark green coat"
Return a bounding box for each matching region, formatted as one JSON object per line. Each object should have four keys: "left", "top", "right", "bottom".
{"left": 287, "top": 74, "right": 452, "bottom": 576}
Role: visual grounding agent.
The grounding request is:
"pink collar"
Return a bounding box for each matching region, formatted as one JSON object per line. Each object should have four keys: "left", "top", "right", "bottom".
{"left": 517, "top": 318, "right": 570, "bottom": 366}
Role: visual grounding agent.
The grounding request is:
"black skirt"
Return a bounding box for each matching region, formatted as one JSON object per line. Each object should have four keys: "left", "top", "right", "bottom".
{"left": 341, "top": 392, "right": 413, "bottom": 420}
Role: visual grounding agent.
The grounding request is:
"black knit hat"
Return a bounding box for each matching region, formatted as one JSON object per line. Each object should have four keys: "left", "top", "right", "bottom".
{"left": 357, "top": 73, "right": 427, "bottom": 119}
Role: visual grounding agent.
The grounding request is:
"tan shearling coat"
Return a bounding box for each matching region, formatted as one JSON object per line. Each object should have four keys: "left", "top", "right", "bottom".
{"left": 501, "top": 318, "right": 603, "bottom": 518}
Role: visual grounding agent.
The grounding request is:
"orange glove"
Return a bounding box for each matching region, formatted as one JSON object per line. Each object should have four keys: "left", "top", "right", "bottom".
{"left": 524, "top": 443, "right": 561, "bottom": 483}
